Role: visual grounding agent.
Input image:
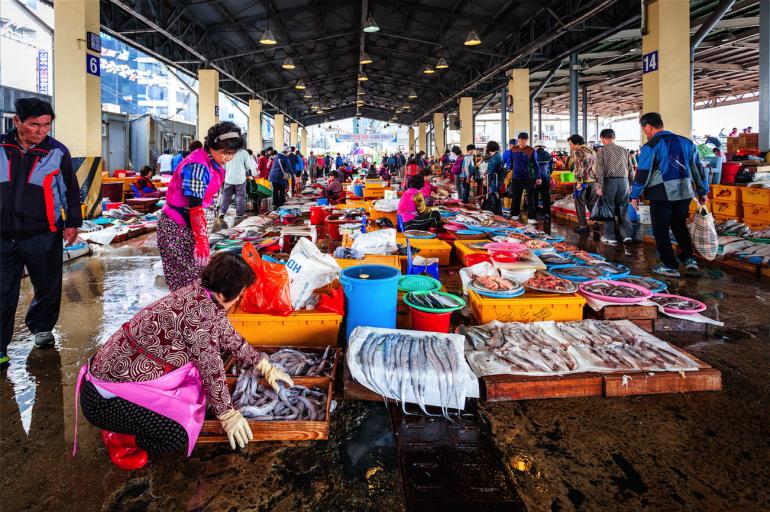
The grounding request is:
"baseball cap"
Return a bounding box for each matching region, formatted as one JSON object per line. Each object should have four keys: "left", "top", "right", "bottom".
{"left": 508, "top": 139, "right": 516, "bottom": 145}
{"left": 517, "top": 132, "right": 529, "bottom": 140}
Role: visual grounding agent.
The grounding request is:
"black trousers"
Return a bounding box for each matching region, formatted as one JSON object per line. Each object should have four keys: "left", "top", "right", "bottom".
{"left": 1, "top": 231, "right": 63, "bottom": 353}
{"left": 510, "top": 178, "right": 536, "bottom": 218}
{"left": 404, "top": 210, "right": 442, "bottom": 231}
{"left": 271, "top": 181, "right": 286, "bottom": 208}
{"left": 533, "top": 179, "right": 551, "bottom": 218}
{"left": 649, "top": 199, "right": 693, "bottom": 269}
{"left": 80, "top": 379, "right": 187, "bottom": 453}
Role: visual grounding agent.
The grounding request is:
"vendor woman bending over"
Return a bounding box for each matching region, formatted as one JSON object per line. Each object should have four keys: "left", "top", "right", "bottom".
{"left": 157, "top": 122, "right": 243, "bottom": 291}
{"left": 398, "top": 175, "right": 441, "bottom": 231}
{"left": 75, "top": 253, "right": 293, "bottom": 470}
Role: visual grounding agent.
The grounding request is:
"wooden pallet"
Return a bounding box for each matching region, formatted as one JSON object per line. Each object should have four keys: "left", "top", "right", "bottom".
{"left": 481, "top": 345, "right": 720, "bottom": 401}
{"left": 585, "top": 304, "right": 658, "bottom": 332}
{"left": 641, "top": 234, "right": 765, "bottom": 277}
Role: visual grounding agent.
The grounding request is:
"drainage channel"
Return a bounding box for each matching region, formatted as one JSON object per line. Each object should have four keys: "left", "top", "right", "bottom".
{"left": 389, "top": 403, "right": 524, "bottom": 511}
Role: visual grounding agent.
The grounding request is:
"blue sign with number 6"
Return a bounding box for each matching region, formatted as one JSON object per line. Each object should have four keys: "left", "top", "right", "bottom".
{"left": 86, "top": 53, "right": 100, "bottom": 77}
{"left": 642, "top": 51, "right": 658, "bottom": 74}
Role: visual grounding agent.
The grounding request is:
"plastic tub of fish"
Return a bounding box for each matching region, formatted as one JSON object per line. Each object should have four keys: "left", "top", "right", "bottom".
{"left": 404, "top": 229, "right": 437, "bottom": 239}
{"left": 523, "top": 270, "right": 578, "bottom": 294}
{"left": 579, "top": 280, "right": 653, "bottom": 304}
{"left": 468, "top": 275, "right": 525, "bottom": 298}
{"left": 548, "top": 264, "right": 612, "bottom": 282}
{"left": 403, "top": 290, "right": 465, "bottom": 313}
{"left": 649, "top": 294, "right": 707, "bottom": 314}
{"left": 538, "top": 252, "right": 574, "bottom": 267}
{"left": 589, "top": 261, "right": 631, "bottom": 279}
{"left": 397, "top": 275, "right": 442, "bottom": 293}
{"left": 569, "top": 251, "right": 606, "bottom": 264}
{"left": 615, "top": 275, "right": 667, "bottom": 293}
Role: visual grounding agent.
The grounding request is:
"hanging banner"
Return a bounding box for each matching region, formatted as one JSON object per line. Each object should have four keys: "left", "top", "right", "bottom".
{"left": 334, "top": 133, "right": 397, "bottom": 143}
{"left": 37, "top": 50, "right": 49, "bottom": 94}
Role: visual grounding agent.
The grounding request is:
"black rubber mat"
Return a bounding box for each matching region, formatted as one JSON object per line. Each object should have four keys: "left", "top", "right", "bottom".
{"left": 390, "top": 404, "right": 524, "bottom": 512}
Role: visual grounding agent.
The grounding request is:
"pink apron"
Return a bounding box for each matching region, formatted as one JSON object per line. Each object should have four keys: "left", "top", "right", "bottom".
{"left": 73, "top": 361, "right": 206, "bottom": 457}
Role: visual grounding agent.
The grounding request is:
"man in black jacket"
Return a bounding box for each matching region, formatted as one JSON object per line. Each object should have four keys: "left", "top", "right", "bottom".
{"left": 0, "top": 98, "right": 82, "bottom": 365}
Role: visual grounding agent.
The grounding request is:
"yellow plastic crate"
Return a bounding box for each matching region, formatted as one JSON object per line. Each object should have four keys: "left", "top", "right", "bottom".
{"left": 454, "top": 240, "right": 485, "bottom": 265}
{"left": 711, "top": 200, "right": 743, "bottom": 218}
{"left": 742, "top": 218, "right": 769, "bottom": 231}
{"left": 742, "top": 204, "right": 770, "bottom": 223}
{"left": 710, "top": 184, "right": 741, "bottom": 203}
{"left": 469, "top": 290, "right": 586, "bottom": 324}
{"left": 396, "top": 234, "right": 452, "bottom": 265}
{"left": 335, "top": 254, "right": 401, "bottom": 270}
{"left": 228, "top": 307, "right": 342, "bottom": 347}
{"left": 741, "top": 187, "right": 770, "bottom": 207}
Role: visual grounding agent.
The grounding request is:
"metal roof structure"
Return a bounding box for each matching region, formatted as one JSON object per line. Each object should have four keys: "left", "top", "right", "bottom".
{"left": 100, "top": 0, "right": 762, "bottom": 125}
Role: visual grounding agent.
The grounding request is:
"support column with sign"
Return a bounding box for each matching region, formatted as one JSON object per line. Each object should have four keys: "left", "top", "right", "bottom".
{"left": 300, "top": 127, "right": 308, "bottom": 154}
{"left": 642, "top": 0, "right": 691, "bottom": 137}
{"left": 274, "top": 114, "right": 285, "bottom": 150}
{"left": 507, "top": 68, "right": 531, "bottom": 139}
{"left": 432, "top": 112, "right": 445, "bottom": 159}
{"left": 459, "top": 97, "right": 474, "bottom": 149}
{"left": 408, "top": 127, "right": 415, "bottom": 153}
{"left": 53, "top": 0, "right": 103, "bottom": 217}
{"left": 418, "top": 122, "right": 427, "bottom": 154}
{"left": 198, "top": 69, "right": 219, "bottom": 140}
{"left": 248, "top": 99, "right": 263, "bottom": 151}
{"left": 290, "top": 122, "right": 299, "bottom": 148}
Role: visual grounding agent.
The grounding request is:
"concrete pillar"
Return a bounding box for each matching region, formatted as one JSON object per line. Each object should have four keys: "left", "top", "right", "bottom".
{"left": 642, "top": 0, "right": 691, "bottom": 137}
{"left": 290, "top": 122, "right": 299, "bottom": 148}
{"left": 248, "top": 99, "right": 262, "bottom": 150}
{"left": 582, "top": 84, "right": 589, "bottom": 140}
{"left": 537, "top": 98, "right": 543, "bottom": 141}
{"left": 500, "top": 87, "right": 507, "bottom": 144}
{"left": 197, "top": 69, "right": 219, "bottom": 139}
{"left": 301, "top": 127, "right": 308, "bottom": 153}
{"left": 507, "top": 68, "right": 530, "bottom": 138}
{"left": 433, "top": 112, "right": 445, "bottom": 158}
{"left": 274, "top": 114, "right": 285, "bottom": 150}
{"left": 459, "top": 96, "right": 474, "bottom": 149}
{"left": 408, "top": 127, "right": 416, "bottom": 153}
{"left": 569, "top": 53, "right": 579, "bottom": 135}
{"left": 53, "top": 0, "right": 103, "bottom": 217}
{"left": 418, "top": 122, "right": 427, "bottom": 153}
{"left": 759, "top": 0, "right": 769, "bottom": 151}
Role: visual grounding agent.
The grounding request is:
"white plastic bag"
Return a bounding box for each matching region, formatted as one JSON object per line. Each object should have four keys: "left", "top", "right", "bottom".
{"left": 286, "top": 238, "right": 342, "bottom": 310}
{"left": 351, "top": 228, "right": 398, "bottom": 255}
{"left": 689, "top": 205, "right": 718, "bottom": 261}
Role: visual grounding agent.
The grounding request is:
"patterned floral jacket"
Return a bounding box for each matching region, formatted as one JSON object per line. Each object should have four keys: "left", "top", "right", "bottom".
{"left": 90, "top": 280, "right": 266, "bottom": 416}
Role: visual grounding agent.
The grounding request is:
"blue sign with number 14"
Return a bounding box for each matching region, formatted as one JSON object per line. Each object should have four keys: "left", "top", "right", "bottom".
{"left": 643, "top": 51, "right": 658, "bottom": 74}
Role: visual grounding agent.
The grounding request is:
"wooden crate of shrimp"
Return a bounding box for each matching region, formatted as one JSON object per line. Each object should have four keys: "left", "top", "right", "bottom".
{"left": 199, "top": 346, "right": 339, "bottom": 443}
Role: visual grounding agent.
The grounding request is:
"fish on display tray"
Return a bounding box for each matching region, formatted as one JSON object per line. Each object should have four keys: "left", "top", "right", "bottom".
{"left": 548, "top": 264, "right": 611, "bottom": 282}
{"left": 553, "top": 242, "right": 579, "bottom": 253}
{"left": 523, "top": 239, "right": 552, "bottom": 250}
{"left": 523, "top": 270, "right": 578, "bottom": 294}
{"left": 405, "top": 291, "right": 465, "bottom": 311}
{"left": 571, "top": 250, "right": 606, "bottom": 263}
{"left": 469, "top": 241, "right": 493, "bottom": 250}
{"left": 589, "top": 261, "right": 631, "bottom": 278}
{"left": 538, "top": 252, "right": 574, "bottom": 266}
{"left": 232, "top": 369, "right": 327, "bottom": 421}
{"left": 649, "top": 294, "right": 707, "bottom": 314}
{"left": 579, "top": 280, "right": 653, "bottom": 303}
{"left": 469, "top": 275, "right": 525, "bottom": 298}
{"left": 492, "top": 233, "right": 531, "bottom": 243}
{"left": 615, "top": 275, "right": 667, "bottom": 293}
{"left": 404, "top": 229, "right": 436, "bottom": 239}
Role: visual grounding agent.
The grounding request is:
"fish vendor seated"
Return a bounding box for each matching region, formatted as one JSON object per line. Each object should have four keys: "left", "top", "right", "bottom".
{"left": 73, "top": 253, "right": 294, "bottom": 470}
{"left": 324, "top": 170, "right": 344, "bottom": 204}
{"left": 135, "top": 165, "right": 163, "bottom": 199}
{"left": 398, "top": 175, "right": 441, "bottom": 231}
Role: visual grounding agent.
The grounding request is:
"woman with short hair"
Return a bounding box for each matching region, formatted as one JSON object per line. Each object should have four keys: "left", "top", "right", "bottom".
{"left": 75, "top": 253, "right": 293, "bottom": 469}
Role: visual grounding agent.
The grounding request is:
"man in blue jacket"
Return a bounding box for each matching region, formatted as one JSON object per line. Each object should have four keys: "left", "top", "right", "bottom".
{"left": 269, "top": 146, "right": 291, "bottom": 208}
{"left": 532, "top": 141, "right": 554, "bottom": 221}
{"left": 1, "top": 98, "right": 82, "bottom": 365}
{"left": 503, "top": 133, "right": 537, "bottom": 223}
{"left": 631, "top": 112, "right": 709, "bottom": 277}
{"left": 335, "top": 153, "right": 343, "bottom": 170}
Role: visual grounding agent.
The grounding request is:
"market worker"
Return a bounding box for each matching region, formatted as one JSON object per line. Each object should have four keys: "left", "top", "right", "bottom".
{"left": 420, "top": 167, "right": 438, "bottom": 206}
{"left": 484, "top": 140, "right": 504, "bottom": 215}
{"left": 135, "top": 166, "right": 162, "bottom": 199}
{"left": 631, "top": 112, "right": 708, "bottom": 277}
{"left": 157, "top": 121, "right": 242, "bottom": 291}
{"left": 567, "top": 134, "right": 598, "bottom": 234}
{"left": 325, "top": 170, "right": 344, "bottom": 203}
{"left": 595, "top": 128, "right": 633, "bottom": 245}
{"left": 503, "top": 132, "right": 537, "bottom": 223}
{"left": 532, "top": 141, "right": 554, "bottom": 221}
{"left": 398, "top": 175, "right": 441, "bottom": 231}
{"left": 269, "top": 146, "right": 291, "bottom": 209}
{"left": 75, "top": 253, "right": 294, "bottom": 469}
{"left": 0, "top": 97, "right": 82, "bottom": 366}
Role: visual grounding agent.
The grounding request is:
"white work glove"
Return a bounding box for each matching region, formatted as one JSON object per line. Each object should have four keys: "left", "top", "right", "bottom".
{"left": 218, "top": 409, "right": 253, "bottom": 450}
{"left": 255, "top": 357, "right": 295, "bottom": 393}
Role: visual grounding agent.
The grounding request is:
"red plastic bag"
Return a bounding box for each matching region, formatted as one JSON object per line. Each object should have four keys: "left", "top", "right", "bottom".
{"left": 240, "top": 242, "right": 293, "bottom": 316}
{"left": 317, "top": 287, "right": 345, "bottom": 315}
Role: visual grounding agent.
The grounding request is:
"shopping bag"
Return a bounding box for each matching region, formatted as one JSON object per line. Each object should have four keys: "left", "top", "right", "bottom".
{"left": 240, "top": 242, "right": 293, "bottom": 316}
{"left": 689, "top": 205, "right": 718, "bottom": 261}
{"left": 286, "top": 238, "right": 342, "bottom": 310}
{"left": 406, "top": 240, "right": 439, "bottom": 280}
{"left": 590, "top": 196, "right": 615, "bottom": 221}
{"left": 317, "top": 287, "right": 345, "bottom": 315}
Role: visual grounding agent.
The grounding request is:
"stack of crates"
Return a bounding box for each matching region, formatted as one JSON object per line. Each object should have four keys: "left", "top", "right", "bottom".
{"left": 741, "top": 187, "right": 770, "bottom": 231}
{"left": 710, "top": 185, "right": 742, "bottom": 222}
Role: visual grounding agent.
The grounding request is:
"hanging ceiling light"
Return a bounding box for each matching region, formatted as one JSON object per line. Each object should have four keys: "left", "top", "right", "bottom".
{"left": 260, "top": 16, "right": 277, "bottom": 45}
{"left": 464, "top": 30, "right": 481, "bottom": 46}
{"left": 357, "top": 87, "right": 365, "bottom": 96}
{"left": 401, "top": 103, "right": 410, "bottom": 110}
{"left": 436, "top": 56, "right": 449, "bottom": 69}
{"left": 356, "top": 99, "right": 365, "bottom": 106}
{"left": 423, "top": 64, "right": 435, "bottom": 75}
{"left": 358, "top": 73, "right": 368, "bottom": 81}
{"left": 303, "top": 88, "right": 313, "bottom": 98}
{"left": 282, "top": 57, "right": 295, "bottom": 69}
{"left": 408, "top": 88, "right": 418, "bottom": 99}
{"left": 359, "top": 53, "right": 373, "bottom": 65}
{"left": 395, "top": 108, "right": 402, "bottom": 114}
{"left": 294, "top": 79, "right": 306, "bottom": 90}
{"left": 363, "top": 15, "right": 379, "bottom": 33}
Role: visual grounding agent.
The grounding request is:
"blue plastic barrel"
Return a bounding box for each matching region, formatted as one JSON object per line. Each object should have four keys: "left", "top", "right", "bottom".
{"left": 339, "top": 264, "right": 401, "bottom": 339}
{"left": 353, "top": 184, "right": 365, "bottom": 197}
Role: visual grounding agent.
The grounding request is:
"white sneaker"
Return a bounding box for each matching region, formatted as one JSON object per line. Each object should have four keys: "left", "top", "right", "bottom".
{"left": 527, "top": 219, "right": 538, "bottom": 225}
{"left": 623, "top": 237, "right": 633, "bottom": 244}
{"left": 600, "top": 236, "right": 618, "bottom": 245}
{"left": 511, "top": 216, "right": 520, "bottom": 221}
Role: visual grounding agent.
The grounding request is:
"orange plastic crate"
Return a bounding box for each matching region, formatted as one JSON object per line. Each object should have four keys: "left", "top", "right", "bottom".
{"left": 742, "top": 204, "right": 770, "bottom": 223}
{"left": 469, "top": 290, "right": 586, "bottom": 324}
{"left": 741, "top": 187, "right": 770, "bottom": 207}
{"left": 228, "top": 306, "right": 342, "bottom": 347}
{"left": 711, "top": 200, "right": 742, "bottom": 218}
{"left": 710, "top": 185, "right": 741, "bottom": 203}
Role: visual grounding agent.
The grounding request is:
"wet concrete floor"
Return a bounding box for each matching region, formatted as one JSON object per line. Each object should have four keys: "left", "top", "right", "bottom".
{"left": 1, "top": 219, "right": 769, "bottom": 511}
